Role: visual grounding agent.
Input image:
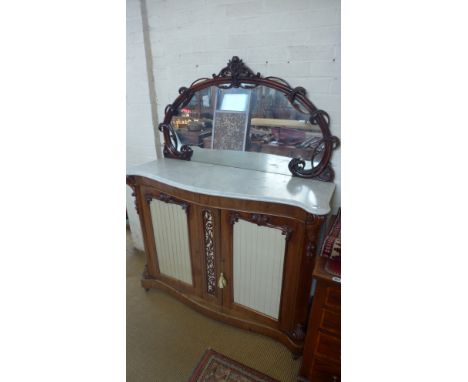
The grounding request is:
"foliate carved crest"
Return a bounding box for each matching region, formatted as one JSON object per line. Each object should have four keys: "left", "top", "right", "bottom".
{"left": 213, "top": 56, "right": 261, "bottom": 87}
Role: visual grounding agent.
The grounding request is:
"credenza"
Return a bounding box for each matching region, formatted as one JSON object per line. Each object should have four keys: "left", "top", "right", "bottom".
{"left": 127, "top": 157, "right": 335, "bottom": 355}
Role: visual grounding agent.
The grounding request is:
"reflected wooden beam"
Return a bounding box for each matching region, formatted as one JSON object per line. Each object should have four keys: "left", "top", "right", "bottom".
{"left": 250, "top": 118, "right": 321, "bottom": 132}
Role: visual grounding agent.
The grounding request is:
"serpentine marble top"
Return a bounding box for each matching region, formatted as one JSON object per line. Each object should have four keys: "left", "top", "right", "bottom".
{"left": 127, "top": 158, "right": 335, "bottom": 215}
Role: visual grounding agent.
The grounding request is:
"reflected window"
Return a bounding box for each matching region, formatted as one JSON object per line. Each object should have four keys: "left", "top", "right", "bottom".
{"left": 220, "top": 93, "right": 249, "bottom": 112}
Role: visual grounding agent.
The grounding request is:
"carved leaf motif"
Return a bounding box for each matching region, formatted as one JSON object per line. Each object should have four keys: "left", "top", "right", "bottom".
{"left": 203, "top": 209, "right": 216, "bottom": 295}
{"left": 214, "top": 56, "right": 260, "bottom": 87}
{"left": 229, "top": 213, "right": 240, "bottom": 225}
{"left": 250, "top": 213, "right": 269, "bottom": 225}
{"left": 146, "top": 192, "right": 189, "bottom": 214}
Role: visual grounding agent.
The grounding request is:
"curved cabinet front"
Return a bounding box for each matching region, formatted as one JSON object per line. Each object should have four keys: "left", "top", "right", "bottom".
{"left": 127, "top": 174, "right": 327, "bottom": 355}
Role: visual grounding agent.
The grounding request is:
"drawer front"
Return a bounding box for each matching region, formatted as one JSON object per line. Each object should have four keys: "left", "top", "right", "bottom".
{"left": 320, "top": 309, "right": 341, "bottom": 335}
{"left": 315, "top": 332, "right": 340, "bottom": 363}
{"left": 324, "top": 285, "right": 341, "bottom": 310}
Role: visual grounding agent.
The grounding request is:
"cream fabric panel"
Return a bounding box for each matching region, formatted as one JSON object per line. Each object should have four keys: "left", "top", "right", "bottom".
{"left": 233, "top": 219, "right": 286, "bottom": 320}
{"left": 149, "top": 199, "right": 193, "bottom": 285}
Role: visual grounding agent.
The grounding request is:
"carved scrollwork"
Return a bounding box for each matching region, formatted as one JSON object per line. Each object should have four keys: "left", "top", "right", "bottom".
{"left": 160, "top": 56, "right": 339, "bottom": 181}
{"left": 284, "top": 86, "right": 309, "bottom": 115}
{"left": 202, "top": 209, "right": 216, "bottom": 295}
{"left": 229, "top": 212, "right": 240, "bottom": 225}
{"left": 251, "top": 213, "right": 269, "bottom": 225}
{"left": 213, "top": 56, "right": 260, "bottom": 88}
{"left": 145, "top": 192, "right": 189, "bottom": 214}
{"left": 161, "top": 123, "right": 193, "bottom": 160}
{"left": 289, "top": 135, "right": 340, "bottom": 181}
{"left": 310, "top": 109, "right": 330, "bottom": 126}
{"left": 164, "top": 104, "right": 176, "bottom": 115}
{"left": 264, "top": 76, "right": 291, "bottom": 87}
{"left": 190, "top": 77, "right": 211, "bottom": 88}
{"left": 230, "top": 212, "right": 293, "bottom": 241}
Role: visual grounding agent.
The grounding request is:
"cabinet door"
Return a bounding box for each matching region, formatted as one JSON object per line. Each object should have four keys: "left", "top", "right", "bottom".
{"left": 220, "top": 210, "right": 300, "bottom": 330}
{"left": 149, "top": 197, "right": 193, "bottom": 285}
{"left": 141, "top": 188, "right": 202, "bottom": 295}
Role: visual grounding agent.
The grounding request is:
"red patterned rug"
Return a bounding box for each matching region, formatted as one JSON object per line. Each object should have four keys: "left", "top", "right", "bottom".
{"left": 188, "top": 349, "right": 279, "bottom": 382}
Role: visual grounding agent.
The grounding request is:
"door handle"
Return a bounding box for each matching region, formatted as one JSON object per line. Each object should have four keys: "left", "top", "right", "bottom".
{"left": 218, "top": 272, "right": 227, "bottom": 289}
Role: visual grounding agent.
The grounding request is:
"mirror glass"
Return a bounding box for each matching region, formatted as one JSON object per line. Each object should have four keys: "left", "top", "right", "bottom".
{"left": 170, "top": 86, "right": 323, "bottom": 161}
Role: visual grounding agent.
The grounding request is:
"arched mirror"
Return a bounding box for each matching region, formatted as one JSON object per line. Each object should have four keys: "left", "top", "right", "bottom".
{"left": 159, "top": 57, "right": 339, "bottom": 181}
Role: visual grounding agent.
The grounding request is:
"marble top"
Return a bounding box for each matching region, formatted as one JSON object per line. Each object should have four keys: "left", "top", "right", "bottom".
{"left": 127, "top": 158, "right": 335, "bottom": 215}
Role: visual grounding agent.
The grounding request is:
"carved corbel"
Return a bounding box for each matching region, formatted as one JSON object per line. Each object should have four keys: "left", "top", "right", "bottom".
{"left": 229, "top": 212, "right": 240, "bottom": 225}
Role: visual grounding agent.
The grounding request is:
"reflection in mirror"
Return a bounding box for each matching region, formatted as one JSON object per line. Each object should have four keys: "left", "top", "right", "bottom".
{"left": 170, "top": 85, "right": 324, "bottom": 161}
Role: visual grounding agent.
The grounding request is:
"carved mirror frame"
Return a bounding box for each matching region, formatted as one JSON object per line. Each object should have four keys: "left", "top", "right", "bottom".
{"left": 159, "top": 56, "right": 340, "bottom": 181}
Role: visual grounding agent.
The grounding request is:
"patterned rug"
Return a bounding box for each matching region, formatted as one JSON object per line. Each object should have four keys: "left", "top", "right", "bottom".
{"left": 188, "top": 349, "right": 279, "bottom": 382}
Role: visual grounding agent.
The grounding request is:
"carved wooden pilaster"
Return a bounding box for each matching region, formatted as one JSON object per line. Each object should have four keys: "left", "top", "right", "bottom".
{"left": 305, "top": 214, "right": 325, "bottom": 259}
{"left": 202, "top": 209, "right": 216, "bottom": 295}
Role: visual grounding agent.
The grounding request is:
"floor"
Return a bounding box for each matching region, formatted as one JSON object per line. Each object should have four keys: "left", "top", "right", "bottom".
{"left": 126, "top": 228, "right": 302, "bottom": 382}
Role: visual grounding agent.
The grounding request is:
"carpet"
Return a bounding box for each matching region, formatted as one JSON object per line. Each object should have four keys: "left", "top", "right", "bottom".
{"left": 188, "top": 349, "right": 279, "bottom": 382}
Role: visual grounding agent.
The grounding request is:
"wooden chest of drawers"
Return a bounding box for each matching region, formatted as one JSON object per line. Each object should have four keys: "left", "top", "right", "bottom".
{"left": 298, "top": 257, "right": 341, "bottom": 381}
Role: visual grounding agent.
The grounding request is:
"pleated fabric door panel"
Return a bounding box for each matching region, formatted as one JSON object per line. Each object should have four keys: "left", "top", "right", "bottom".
{"left": 149, "top": 199, "right": 193, "bottom": 285}
{"left": 232, "top": 219, "right": 286, "bottom": 320}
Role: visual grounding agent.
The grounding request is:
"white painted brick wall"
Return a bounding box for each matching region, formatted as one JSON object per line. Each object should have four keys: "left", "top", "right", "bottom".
{"left": 135, "top": 0, "right": 341, "bottom": 211}
{"left": 126, "top": 0, "right": 157, "bottom": 250}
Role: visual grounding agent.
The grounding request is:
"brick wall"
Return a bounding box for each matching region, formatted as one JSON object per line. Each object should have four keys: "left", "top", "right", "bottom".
{"left": 126, "top": 0, "right": 156, "bottom": 250}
